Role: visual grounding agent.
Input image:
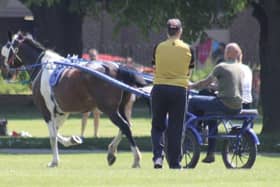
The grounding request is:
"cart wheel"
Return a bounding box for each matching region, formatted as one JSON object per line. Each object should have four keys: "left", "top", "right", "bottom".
{"left": 181, "top": 130, "right": 200, "bottom": 168}
{"left": 222, "top": 129, "right": 257, "bottom": 169}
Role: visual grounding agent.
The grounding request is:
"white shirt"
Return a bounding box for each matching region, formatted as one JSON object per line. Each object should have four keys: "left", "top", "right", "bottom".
{"left": 239, "top": 63, "right": 253, "bottom": 103}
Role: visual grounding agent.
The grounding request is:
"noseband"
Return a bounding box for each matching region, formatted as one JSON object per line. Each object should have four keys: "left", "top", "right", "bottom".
{"left": 2, "top": 34, "right": 46, "bottom": 82}
{"left": 3, "top": 37, "right": 24, "bottom": 67}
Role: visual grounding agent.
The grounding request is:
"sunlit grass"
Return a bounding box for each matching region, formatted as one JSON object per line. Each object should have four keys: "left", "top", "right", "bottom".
{"left": 0, "top": 152, "right": 279, "bottom": 187}
{"left": 7, "top": 117, "right": 152, "bottom": 138}
{"left": 6, "top": 106, "right": 262, "bottom": 138}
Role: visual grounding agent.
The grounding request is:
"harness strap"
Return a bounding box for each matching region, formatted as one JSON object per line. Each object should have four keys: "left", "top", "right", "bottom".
{"left": 30, "top": 51, "right": 46, "bottom": 82}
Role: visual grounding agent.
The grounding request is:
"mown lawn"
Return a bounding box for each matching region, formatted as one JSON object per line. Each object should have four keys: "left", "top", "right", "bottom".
{"left": 0, "top": 103, "right": 279, "bottom": 186}
{"left": 0, "top": 151, "right": 279, "bottom": 187}
{"left": 3, "top": 105, "right": 263, "bottom": 138}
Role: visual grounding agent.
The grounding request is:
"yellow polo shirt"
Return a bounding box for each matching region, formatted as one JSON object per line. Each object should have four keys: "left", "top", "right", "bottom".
{"left": 154, "top": 38, "right": 192, "bottom": 88}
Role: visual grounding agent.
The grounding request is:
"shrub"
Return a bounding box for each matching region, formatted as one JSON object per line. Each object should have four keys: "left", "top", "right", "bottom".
{"left": 0, "top": 72, "right": 31, "bottom": 94}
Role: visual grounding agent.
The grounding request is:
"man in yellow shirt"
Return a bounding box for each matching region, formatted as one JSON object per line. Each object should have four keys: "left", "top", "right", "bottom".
{"left": 151, "top": 18, "right": 194, "bottom": 169}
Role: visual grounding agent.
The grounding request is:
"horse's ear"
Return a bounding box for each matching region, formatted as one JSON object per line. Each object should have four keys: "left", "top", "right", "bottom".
{"left": 8, "top": 31, "right": 12, "bottom": 42}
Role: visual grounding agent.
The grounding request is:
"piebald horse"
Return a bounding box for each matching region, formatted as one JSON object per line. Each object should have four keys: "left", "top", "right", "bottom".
{"left": 0, "top": 32, "right": 147, "bottom": 168}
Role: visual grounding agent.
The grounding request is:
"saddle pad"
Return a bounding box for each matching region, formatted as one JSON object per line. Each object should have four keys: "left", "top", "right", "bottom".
{"left": 49, "top": 65, "right": 67, "bottom": 87}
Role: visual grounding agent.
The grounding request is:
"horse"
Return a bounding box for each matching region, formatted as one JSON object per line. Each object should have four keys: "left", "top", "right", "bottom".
{"left": 0, "top": 31, "right": 147, "bottom": 168}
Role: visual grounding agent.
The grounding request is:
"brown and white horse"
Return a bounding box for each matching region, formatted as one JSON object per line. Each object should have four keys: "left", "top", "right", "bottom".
{"left": 0, "top": 32, "right": 147, "bottom": 168}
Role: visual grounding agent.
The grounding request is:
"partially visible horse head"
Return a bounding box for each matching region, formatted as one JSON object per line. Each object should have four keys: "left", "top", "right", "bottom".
{"left": 1, "top": 31, "right": 43, "bottom": 80}
{"left": 1, "top": 31, "right": 26, "bottom": 69}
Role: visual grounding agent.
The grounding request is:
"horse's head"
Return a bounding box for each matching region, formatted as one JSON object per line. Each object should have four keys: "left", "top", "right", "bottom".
{"left": 1, "top": 31, "right": 44, "bottom": 80}
{"left": 1, "top": 31, "right": 26, "bottom": 69}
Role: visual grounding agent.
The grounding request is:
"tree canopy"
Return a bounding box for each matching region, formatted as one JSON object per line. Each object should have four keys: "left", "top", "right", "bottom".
{"left": 21, "top": 0, "right": 249, "bottom": 41}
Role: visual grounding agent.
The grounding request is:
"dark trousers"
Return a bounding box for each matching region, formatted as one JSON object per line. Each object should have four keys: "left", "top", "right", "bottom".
{"left": 151, "top": 85, "right": 186, "bottom": 168}
{"left": 188, "top": 95, "right": 241, "bottom": 154}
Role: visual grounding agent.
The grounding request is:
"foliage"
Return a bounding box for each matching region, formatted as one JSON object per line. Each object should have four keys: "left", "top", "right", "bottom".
{"left": 20, "top": 0, "right": 250, "bottom": 42}
{"left": 105, "top": 0, "right": 250, "bottom": 42}
{"left": 0, "top": 72, "right": 31, "bottom": 94}
{"left": 20, "top": 0, "right": 99, "bottom": 14}
{"left": 190, "top": 63, "right": 215, "bottom": 82}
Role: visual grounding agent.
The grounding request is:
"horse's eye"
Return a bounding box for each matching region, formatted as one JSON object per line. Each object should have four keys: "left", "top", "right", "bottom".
{"left": 6, "top": 43, "right": 10, "bottom": 48}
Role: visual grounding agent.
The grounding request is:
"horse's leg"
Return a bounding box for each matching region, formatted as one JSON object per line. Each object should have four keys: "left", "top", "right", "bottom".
{"left": 47, "top": 119, "right": 60, "bottom": 168}
{"left": 107, "top": 93, "right": 131, "bottom": 166}
{"left": 108, "top": 111, "right": 141, "bottom": 168}
{"left": 107, "top": 130, "right": 122, "bottom": 165}
{"left": 57, "top": 134, "right": 83, "bottom": 147}
{"left": 47, "top": 113, "right": 78, "bottom": 167}
{"left": 52, "top": 113, "right": 83, "bottom": 147}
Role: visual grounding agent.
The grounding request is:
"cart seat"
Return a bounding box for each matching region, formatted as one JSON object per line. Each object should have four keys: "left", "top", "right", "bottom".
{"left": 239, "top": 109, "right": 258, "bottom": 115}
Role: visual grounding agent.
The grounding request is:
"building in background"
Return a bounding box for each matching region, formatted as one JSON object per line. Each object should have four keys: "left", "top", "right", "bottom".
{"left": 82, "top": 7, "right": 259, "bottom": 67}
{"left": 0, "top": 0, "right": 34, "bottom": 46}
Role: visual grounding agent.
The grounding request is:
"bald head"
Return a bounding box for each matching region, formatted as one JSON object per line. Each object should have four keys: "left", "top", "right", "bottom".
{"left": 224, "top": 43, "right": 242, "bottom": 63}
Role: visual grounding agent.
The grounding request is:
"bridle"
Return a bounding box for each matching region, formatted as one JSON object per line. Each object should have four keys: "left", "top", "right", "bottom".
{"left": 1, "top": 33, "right": 45, "bottom": 82}
{"left": 1, "top": 33, "right": 25, "bottom": 68}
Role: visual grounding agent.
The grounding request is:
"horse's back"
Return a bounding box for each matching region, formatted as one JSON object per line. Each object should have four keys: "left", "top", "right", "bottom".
{"left": 52, "top": 64, "right": 123, "bottom": 113}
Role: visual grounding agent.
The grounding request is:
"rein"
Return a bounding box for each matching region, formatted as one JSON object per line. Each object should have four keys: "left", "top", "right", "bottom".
{"left": 6, "top": 51, "right": 46, "bottom": 84}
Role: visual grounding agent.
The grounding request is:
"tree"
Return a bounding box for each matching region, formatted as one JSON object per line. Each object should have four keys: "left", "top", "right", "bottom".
{"left": 20, "top": 0, "right": 90, "bottom": 56}
{"left": 21, "top": 0, "right": 280, "bottom": 135}
{"left": 251, "top": 0, "right": 280, "bottom": 134}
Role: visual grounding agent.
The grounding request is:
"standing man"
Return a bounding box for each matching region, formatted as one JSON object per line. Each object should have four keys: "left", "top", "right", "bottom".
{"left": 151, "top": 18, "right": 194, "bottom": 169}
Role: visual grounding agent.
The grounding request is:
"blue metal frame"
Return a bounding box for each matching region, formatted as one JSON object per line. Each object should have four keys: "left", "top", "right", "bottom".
{"left": 53, "top": 61, "right": 151, "bottom": 99}
{"left": 184, "top": 110, "right": 260, "bottom": 145}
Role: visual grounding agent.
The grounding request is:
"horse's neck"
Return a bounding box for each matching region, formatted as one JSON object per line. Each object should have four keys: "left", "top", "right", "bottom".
{"left": 42, "top": 50, "right": 65, "bottom": 63}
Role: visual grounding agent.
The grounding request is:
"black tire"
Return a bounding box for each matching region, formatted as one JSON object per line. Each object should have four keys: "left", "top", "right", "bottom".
{"left": 181, "top": 130, "right": 200, "bottom": 168}
{"left": 222, "top": 129, "right": 257, "bottom": 169}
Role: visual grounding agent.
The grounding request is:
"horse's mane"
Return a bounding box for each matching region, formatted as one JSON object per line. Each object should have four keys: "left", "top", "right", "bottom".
{"left": 24, "top": 35, "right": 46, "bottom": 51}
{"left": 15, "top": 31, "right": 46, "bottom": 52}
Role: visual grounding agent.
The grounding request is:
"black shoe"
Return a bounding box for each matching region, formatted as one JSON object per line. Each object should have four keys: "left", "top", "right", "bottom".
{"left": 202, "top": 154, "right": 215, "bottom": 163}
{"left": 154, "top": 157, "right": 163, "bottom": 169}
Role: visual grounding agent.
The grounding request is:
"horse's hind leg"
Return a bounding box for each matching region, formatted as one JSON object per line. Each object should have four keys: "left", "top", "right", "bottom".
{"left": 107, "top": 97, "right": 130, "bottom": 165}
{"left": 108, "top": 112, "right": 141, "bottom": 168}
{"left": 107, "top": 130, "right": 122, "bottom": 165}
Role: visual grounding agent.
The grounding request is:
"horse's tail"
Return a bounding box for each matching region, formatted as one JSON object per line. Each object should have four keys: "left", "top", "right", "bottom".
{"left": 116, "top": 67, "right": 148, "bottom": 87}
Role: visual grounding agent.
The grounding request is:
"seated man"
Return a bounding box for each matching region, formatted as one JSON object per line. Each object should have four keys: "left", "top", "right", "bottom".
{"left": 188, "top": 42, "right": 245, "bottom": 163}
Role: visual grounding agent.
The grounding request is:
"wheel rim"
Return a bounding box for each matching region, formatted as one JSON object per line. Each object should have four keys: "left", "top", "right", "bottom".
{"left": 225, "top": 136, "right": 252, "bottom": 168}
{"left": 183, "top": 136, "right": 194, "bottom": 167}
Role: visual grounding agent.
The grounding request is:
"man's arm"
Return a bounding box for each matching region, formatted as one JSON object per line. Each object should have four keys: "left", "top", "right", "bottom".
{"left": 187, "top": 47, "right": 195, "bottom": 77}
{"left": 151, "top": 44, "right": 158, "bottom": 67}
{"left": 189, "top": 74, "right": 216, "bottom": 90}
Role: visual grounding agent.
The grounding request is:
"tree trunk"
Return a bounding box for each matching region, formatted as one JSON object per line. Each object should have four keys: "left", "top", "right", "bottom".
{"left": 29, "top": 1, "right": 84, "bottom": 56}
{"left": 252, "top": 0, "right": 280, "bottom": 134}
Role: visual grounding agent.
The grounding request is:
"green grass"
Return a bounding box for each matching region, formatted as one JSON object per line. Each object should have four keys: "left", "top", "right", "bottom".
{"left": 0, "top": 151, "right": 279, "bottom": 187}
{"left": 4, "top": 105, "right": 262, "bottom": 138}
{"left": 7, "top": 117, "right": 152, "bottom": 138}
{"left": 0, "top": 104, "right": 279, "bottom": 186}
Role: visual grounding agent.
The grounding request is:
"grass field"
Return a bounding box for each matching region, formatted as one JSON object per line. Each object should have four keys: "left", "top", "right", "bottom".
{"left": 3, "top": 105, "right": 263, "bottom": 138}
{"left": 0, "top": 104, "right": 279, "bottom": 186}
{"left": 0, "top": 151, "right": 279, "bottom": 187}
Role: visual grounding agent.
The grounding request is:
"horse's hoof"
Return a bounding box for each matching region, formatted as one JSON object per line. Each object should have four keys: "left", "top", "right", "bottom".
{"left": 107, "top": 153, "right": 116, "bottom": 166}
{"left": 47, "top": 162, "right": 58, "bottom": 168}
{"left": 70, "top": 136, "right": 83, "bottom": 145}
